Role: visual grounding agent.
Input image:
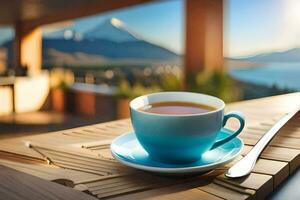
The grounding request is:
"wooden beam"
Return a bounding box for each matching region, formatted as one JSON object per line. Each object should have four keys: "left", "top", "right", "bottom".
{"left": 184, "top": 0, "right": 223, "bottom": 76}
{"left": 22, "top": 0, "right": 152, "bottom": 33}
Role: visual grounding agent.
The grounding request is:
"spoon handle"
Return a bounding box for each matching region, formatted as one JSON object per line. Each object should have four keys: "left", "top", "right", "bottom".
{"left": 225, "top": 108, "right": 299, "bottom": 178}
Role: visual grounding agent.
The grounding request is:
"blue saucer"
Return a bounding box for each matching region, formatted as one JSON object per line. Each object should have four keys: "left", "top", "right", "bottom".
{"left": 111, "top": 129, "right": 243, "bottom": 174}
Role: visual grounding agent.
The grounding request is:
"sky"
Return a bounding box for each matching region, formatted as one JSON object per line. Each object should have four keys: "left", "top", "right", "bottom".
{"left": 225, "top": 0, "right": 300, "bottom": 57}
{"left": 1, "top": 0, "right": 300, "bottom": 57}
{"left": 43, "top": 0, "right": 184, "bottom": 54}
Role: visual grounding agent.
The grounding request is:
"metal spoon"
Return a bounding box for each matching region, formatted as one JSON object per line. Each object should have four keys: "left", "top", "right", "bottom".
{"left": 225, "top": 108, "right": 299, "bottom": 178}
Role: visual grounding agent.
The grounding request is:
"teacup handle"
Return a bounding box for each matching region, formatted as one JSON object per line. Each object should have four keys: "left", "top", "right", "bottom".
{"left": 210, "top": 111, "right": 245, "bottom": 149}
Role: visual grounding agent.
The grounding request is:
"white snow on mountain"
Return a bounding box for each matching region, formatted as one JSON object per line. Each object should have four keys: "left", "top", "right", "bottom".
{"left": 44, "top": 18, "right": 142, "bottom": 42}
{"left": 84, "top": 18, "right": 142, "bottom": 42}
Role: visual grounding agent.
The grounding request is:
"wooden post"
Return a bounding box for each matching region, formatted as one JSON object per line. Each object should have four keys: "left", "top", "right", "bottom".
{"left": 13, "top": 21, "right": 22, "bottom": 74}
{"left": 21, "top": 27, "right": 42, "bottom": 75}
{"left": 13, "top": 21, "right": 42, "bottom": 75}
{"left": 184, "top": 0, "right": 223, "bottom": 87}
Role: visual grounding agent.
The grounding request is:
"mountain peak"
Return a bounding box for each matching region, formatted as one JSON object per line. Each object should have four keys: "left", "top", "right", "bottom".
{"left": 110, "top": 18, "right": 124, "bottom": 28}
{"left": 84, "top": 17, "right": 141, "bottom": 42}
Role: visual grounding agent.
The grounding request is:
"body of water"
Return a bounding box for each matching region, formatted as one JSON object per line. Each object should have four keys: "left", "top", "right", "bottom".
{"left": 229, "top": 62, "right": 300, "bottom": 91}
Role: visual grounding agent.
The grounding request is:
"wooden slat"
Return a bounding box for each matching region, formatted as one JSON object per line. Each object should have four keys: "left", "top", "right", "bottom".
{"left": 146, "top": 188, "right": 222, "bottom": 200}
{"left": 73, "top": 140, "right": 112, "bottom": 149}
{"left": 86, "top": 174, "right": 187, "bottom": 199}
{"left": 252, "top": 159, "right": 289, "bottom": 187}
{"left": 198, "top": 182, "right": 252, "bottom": 200}
{"left": 41, "top": 150, "right": 120, "bottom": 168}
{"left": 0, "top": 150, "right": 45, "bottom": 164}
{"left": 97, "top": 149, "right": 114, "bottom": 159}
{"left": 0, "top": 165, "right": 97, "bottom": 200}
{"left": 27, "top": 144, "right": 131, "bottom": 175}
{"left": 49, "top": 159, "right": 113, "bottom": 175}
{"left": 0, "top": 159, "right": 103, "bottom": 185}
{"left": 221, "top": 156, "right": 289, "bottom": 188}
{"left": 242, "top": 145, "right": 300, "bottom": 173}
{"left": 242, "top": 133, "right": 300, "bottom": 150}
{"left": 109, "top": 180, "right": 223, "bottom": 200}
{"left": 216, "top": 173, "right": 273, "bottom": 199}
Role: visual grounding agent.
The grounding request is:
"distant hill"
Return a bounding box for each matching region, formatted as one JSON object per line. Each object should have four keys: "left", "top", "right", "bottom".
{"left": 42, "top": 38, "right": 178, "bottom": 60}
{"left": 2, "top": 18, "right": 180, "bottom": 67}
{"left": 43, "top": 49, "right": 108, "bottom": 67}
{"left": 236, "top": 48, "right": 300, "bottom": 62}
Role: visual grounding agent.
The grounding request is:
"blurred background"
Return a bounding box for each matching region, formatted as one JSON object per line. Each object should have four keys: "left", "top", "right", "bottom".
{"left": 0, "top": 0, "right": 299, "bottom": 134}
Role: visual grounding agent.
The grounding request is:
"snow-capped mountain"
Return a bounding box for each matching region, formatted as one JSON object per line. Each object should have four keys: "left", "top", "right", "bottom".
{"left": 3, "top": 18, "right": 180, "bottom": 67}
{"left": 44, "top": 18, "right": 142, "bottom": 42}
{"left": 84, "top": 18, "right": 142, "bottom": 42}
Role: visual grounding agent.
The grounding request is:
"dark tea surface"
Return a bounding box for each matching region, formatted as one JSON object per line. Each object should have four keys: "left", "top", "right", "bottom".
{"left": 140, "top": 101, "right": 215, "bottom": 115}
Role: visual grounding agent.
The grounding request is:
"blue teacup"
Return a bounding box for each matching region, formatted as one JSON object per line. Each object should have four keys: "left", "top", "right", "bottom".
{"left": 130, "top": 92, "right": 245, "bottom": 164}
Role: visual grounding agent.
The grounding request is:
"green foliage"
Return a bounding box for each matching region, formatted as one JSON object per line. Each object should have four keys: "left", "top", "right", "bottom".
{"left": 115, "top": 70, "right": 241, "bottom": 102}
{"left": 115, "top": 79, "right": 161, "bottom": 99}
{"left": 115, "top": 73, "right": 183, "bottom": 99}
{"left": 187, "top": 70, "right": 241, "bottom": 102}
{"left": 160, "top": 74, "right": 183, "bottom": 91}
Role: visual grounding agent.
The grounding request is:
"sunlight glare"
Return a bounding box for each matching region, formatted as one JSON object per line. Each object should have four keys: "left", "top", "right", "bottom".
{"left": 281, "top": 0, "right": 300, "bottom": 47}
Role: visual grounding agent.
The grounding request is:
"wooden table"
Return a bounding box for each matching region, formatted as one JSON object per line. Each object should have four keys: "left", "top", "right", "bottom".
{"left": 0, "top": 93, "right": 299, "bottom": 200}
